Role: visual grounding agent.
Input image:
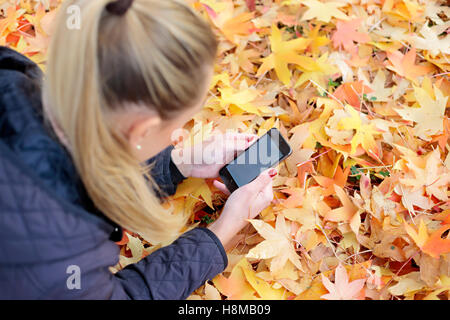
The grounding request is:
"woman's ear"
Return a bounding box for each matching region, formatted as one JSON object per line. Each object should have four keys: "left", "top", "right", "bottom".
{"left": 127, "top": 114, "right": 162, "bottom": 150}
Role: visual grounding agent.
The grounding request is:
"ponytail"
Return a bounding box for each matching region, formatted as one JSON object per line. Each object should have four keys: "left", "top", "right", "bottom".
{"left": 43, "top": 0, "right": 218, "bottom": 244}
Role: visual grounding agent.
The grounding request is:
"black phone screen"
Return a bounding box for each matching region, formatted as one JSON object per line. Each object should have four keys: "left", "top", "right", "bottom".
{"left": 222, "top": 129, "right": 291, "bottom": 189}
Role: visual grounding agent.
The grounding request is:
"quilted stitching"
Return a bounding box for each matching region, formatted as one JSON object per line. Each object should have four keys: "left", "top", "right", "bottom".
{"left": 0, "top": 46, "right": 228, "bottom": 299}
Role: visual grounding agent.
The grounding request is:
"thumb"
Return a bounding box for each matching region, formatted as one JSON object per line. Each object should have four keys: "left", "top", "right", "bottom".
{"left": 213, "top": 180, "right": 231, "bottom": 196}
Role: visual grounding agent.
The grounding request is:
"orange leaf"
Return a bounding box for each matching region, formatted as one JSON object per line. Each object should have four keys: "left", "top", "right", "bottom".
{"left": 385, "top": 48, "right": 433, "bottom": 83}
{"left": 422, "top": 224, "right": 450, "bottom": 258}
{"left": 332, "top": 19, "right": 370, "bottom": 52}
{"left": 115, "top": 231, "right": 129, "bottom": 246}
{"left": 324, "top": 185, "right": 358, "bottom": 222}
{"left": 333, "top": 81, "right": 372, "bottom": 109}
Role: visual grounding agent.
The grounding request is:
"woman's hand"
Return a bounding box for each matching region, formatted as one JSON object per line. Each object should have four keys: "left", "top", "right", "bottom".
{"left": 208, "top": 168, "right": 277, "bottom": 249}
{"left": 171, "top": 132, "right": 257, "bottom": 178}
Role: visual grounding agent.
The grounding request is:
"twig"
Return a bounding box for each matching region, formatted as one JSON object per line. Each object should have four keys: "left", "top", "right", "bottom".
{"left": 296, "top": 149, "right": 332, "bottom": 167}
{"left": 315, "top": 213, "right": 348, "bottom": 265}
{"left": 309, "top": 79, "right": 345, "bottom": 107}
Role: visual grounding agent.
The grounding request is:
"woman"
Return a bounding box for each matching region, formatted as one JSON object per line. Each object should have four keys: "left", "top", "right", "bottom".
{"left": 0, "top": 0, "right": 276, "bottom": 299}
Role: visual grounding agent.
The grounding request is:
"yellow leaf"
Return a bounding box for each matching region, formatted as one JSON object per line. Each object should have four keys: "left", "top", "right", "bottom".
{"left": 404, "top": 219, "right": 428, "bottom": 248}
{"left": 301, "top": 0, "right": 348, "bottom": 23}
{"left": 338, "top": 105, "right": 381, "bottom": 157}
{"left": 246, "top": 215, "right": 304, "bottom": 273}
{"left": 395, "top": 85, "right": 447, "bottom": 141}
{"left": 212, "top": 258, "right": 257, "bottom": 300}
{"left": 295, "top": 53, "right": 338, "bottom": 90}
{"left": 174, "top": 177, "right": 213, "bottom": 209}
{"left": 240, "top": 259, "right": 288, "bottom": 299}
{"left": 256, "top": 24, "right": 311, "bottom": 86}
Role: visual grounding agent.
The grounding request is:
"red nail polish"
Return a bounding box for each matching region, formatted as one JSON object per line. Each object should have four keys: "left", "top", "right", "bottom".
{"left": 269, "top": 169, "right": 277, "bottom": 177}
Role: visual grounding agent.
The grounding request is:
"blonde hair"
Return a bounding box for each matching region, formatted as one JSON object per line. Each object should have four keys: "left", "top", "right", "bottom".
{"left": 43, "top": 0, "right": 218, "bottom": 244}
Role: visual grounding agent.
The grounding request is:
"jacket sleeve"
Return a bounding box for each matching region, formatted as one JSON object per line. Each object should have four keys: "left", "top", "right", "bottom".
{"left": 111, "top": 227, "right": 228, "bottom": 300}
{"left": 145, "top": 145, "right": 186, "bottom": 197}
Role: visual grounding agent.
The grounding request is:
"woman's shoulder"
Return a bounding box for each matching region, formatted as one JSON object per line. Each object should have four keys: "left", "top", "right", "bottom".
{"left": 0, "top": 46, "right": 42, "bottom": 80}
{"left": 0, "top": 46, "right": 79, "bottom": 203}
{"left": 0, "top": 46, "right": 120, "bottom": 243}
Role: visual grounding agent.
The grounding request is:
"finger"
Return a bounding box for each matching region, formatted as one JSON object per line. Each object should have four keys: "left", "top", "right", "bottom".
{"left": 242, "top": 133, "right": 258, "bottom": 143}
{"left": 249, "top": 181, "right": 274, "bottom": 219}
{"left": 226, "top": 132, "right": 258, "bottom": 144}
{"left": 243, "top": 168, "right": 277, "bottom": 193}
{"left": 256, "top": 180, "right": 274, "bottom": 205}
{"left": 222, "top": 140, "right": 251, "bottom": 163}
{"left": 223, "top": 134, "right": 257, "bottom": 157}
{"left": 213, "top": 180, "right": 231, "bottom": 196}
{"left": 245, "top": 134, "right": 258, "bottom": 144}
{"left": 262, "top": 180, "right": 274, "bottom": 202}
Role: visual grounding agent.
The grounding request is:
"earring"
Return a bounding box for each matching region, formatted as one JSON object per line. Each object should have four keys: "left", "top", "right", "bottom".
{"left": 136, "top": 145, "right": 142, "bottom": 150}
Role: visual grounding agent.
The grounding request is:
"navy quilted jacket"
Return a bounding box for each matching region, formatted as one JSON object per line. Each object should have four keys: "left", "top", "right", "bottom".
{"left": 0, "top": 46, "right": 227, "bottom": 299}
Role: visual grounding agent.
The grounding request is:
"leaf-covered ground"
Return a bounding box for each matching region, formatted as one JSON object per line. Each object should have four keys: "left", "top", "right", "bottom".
{"left": 2, "top": 0, "right": 449, "bottom": 300}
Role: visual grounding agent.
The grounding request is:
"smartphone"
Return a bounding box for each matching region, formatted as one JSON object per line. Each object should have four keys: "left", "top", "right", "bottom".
{"left": 219, "top": 128, "right": 292, "bottom": 193}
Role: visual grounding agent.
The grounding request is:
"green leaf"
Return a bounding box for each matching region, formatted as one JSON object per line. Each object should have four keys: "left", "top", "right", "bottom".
{"left": 378, "top": 170, "right": 390, "bottom": 177}
{"left": 350, "top": 165, "right": 362, "bottom": 180}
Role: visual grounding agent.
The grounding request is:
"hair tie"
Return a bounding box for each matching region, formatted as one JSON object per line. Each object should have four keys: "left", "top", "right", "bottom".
{"left": 106, "top": 0, "right": 134, "bottom": 15}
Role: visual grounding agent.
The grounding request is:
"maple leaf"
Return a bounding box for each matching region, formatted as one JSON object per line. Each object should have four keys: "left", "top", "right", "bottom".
{"left": 422, "top": 224, "right": 450, "bottom": 259}
{"left": 23, "top": 4, "right": 46, "bottom": 35}
{"left": 118, "top": 233, "right": 158, "bottom": 268}
{"left": 23, "top": 28, "right": 49, "bottom": 55}
{"left": 333, "top": 81, "right": 373, "bottom": 109}
{"left": 283, "top": 188, "right": 322, "bottom": 233}
{"left": 399, "top": 148, "right": 450, "bottom": 202}
{"left": 321, "top": 263, "right": 366, "bottom": 300}
{"left": 358, "top": 69, "right": 392, "bottom": 102}
{"left": 324, "top": 185, "right": 360, "bottom": 234}
{"left": 395, "top": 185, "right": 434, "bottom": 214}
{"left": 246, "top": 215, "right": 304, "bottom": 273}
{"left": 336, "top": 104, "right": 381, "bottom": 157}
{"left": 327, "top": 51, "right": 354, "bottom": 82}
{"left": 404, "top": 219, "right": 428, "bottom": 249}
{"left": 395, "top": 85, "right": 448, "bottom": 141}
{"left": 325, "top": 108, "right": 355, "bottom": 146}
{"left": 424, "top": 275, "right": 450, "bottom": 300}
{"left": 314, "top": 164, "right": 350, "bottom": 196}
{"left": 300, "top": 0, "right": 348, "bottom": 23}
{"left": 373, "top": 22, "right": 410, "bottom": 43}
{"left": 388, "top": 272, "right": 425, "bottom": 297}
{"left": 240, "top": 258, "right": 288, "bottom": 299}
{"left": 385, "top": 48, "right": 433, "bottom": 83}
{"left": 411, "top": 23, "right": 450, "bottom": 56}
{"left": 302, "top": 23, "right": 330, "bottom": 55}
{"left": 213, "top": 258, "right": 257, "bottom": 300}
{"left": 203, "top": 282, "right": 222, "bottom": 300}
{"left": 220, "top": 11, "right": 256, "bottom": 43}
{"left": 202, "top": 0, "right": 256, "bottom": 44}
{"left": 0, "top": 6, "right": 25, "bottom": 36}
{"left": 332, "top": 19, "right": 370, "bottom": 52}
{"left": 256, "top": 24, "right": 311, "bottom": 86}
{"left": 173, "top": 177, "right": 213, "bottom": 214}
{"left": 383, "top": 0, "right": 424, "bottom": 21}
{"left": 285, "top": 123, "right": 315, "bottom": 174}
{"left": 222, "top": 47, "right": 260, "bottom": 74}
{"left": 7, "top": 0, "right": 450, "bottom": 301}
{"left": 294, "top": 52, "right": 339, "bottom": 91}
{"left": 217, "top": 86, "right": 261, "bottom": 115}
{"left": 432, "top": 117, "right": 450, "bottom": 151}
